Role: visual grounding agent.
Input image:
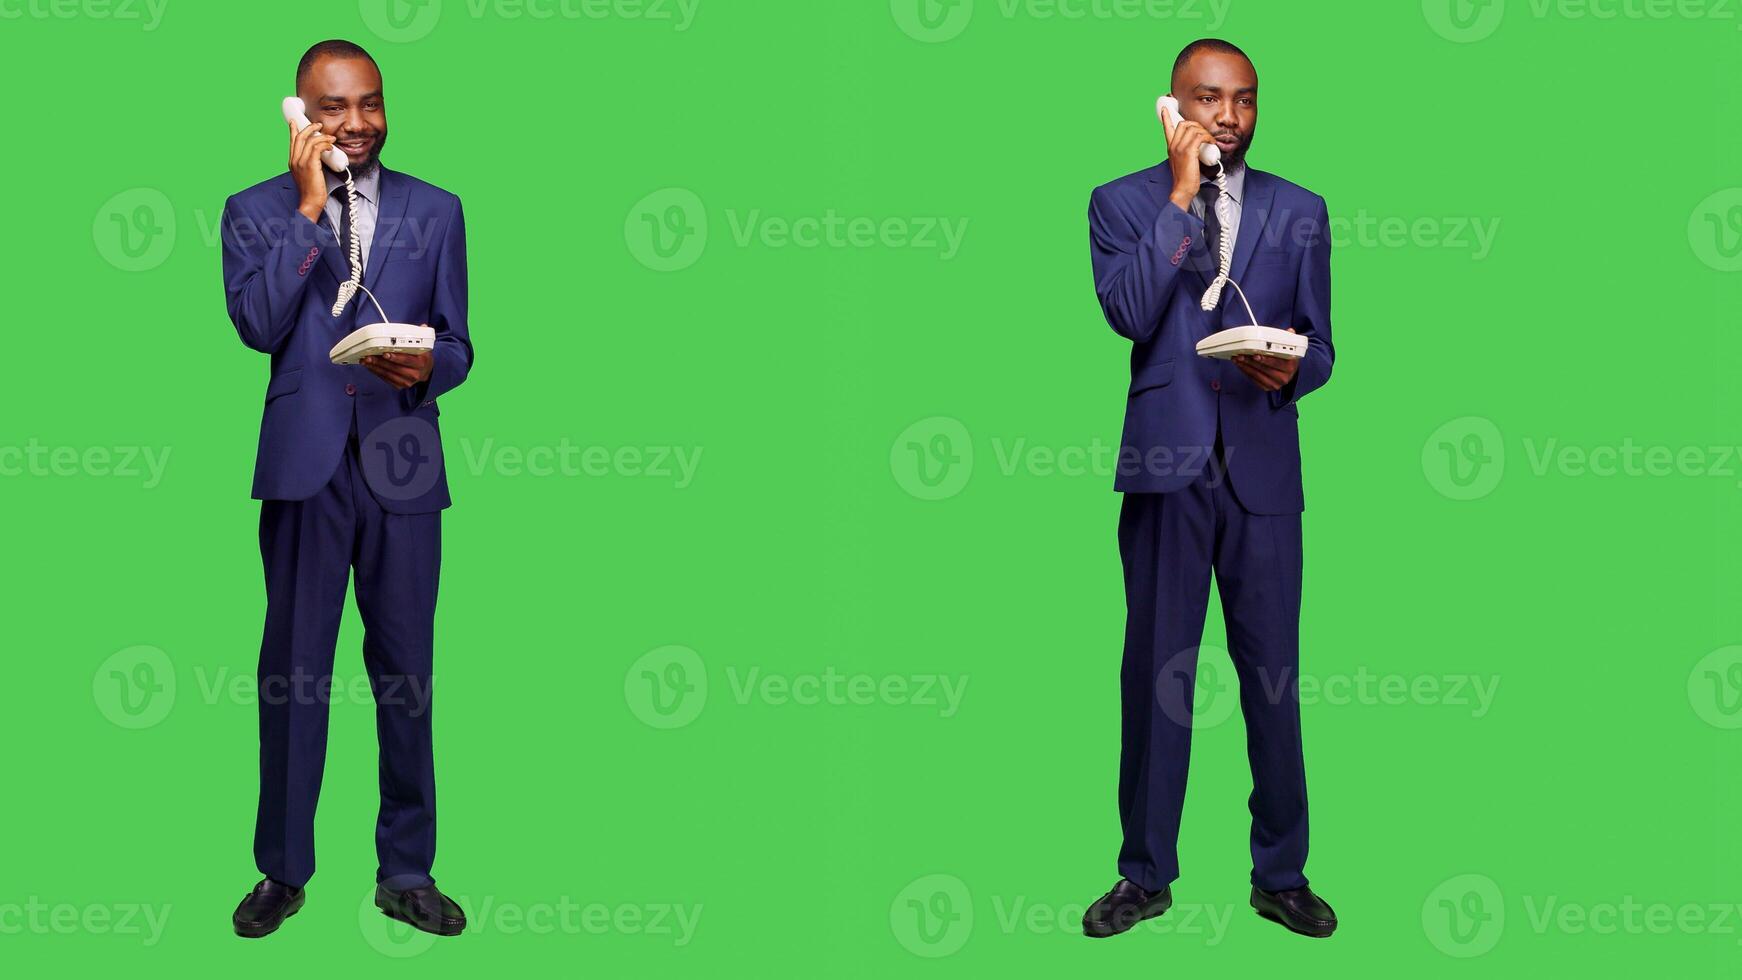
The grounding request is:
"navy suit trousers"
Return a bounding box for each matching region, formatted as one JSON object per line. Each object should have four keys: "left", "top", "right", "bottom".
{"left": 254, "top": 428, "right": 441, "bottom": 890}
{"left": 1116, "top": 435, "right": 1310, "bottom": 893}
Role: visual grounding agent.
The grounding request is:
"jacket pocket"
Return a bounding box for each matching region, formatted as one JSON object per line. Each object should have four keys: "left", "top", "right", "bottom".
{"left": 1128, "top": 358, "right": 1176, "bottom": 396}
{"left": 264, "top": 368, "right": 303, "bottom": 403}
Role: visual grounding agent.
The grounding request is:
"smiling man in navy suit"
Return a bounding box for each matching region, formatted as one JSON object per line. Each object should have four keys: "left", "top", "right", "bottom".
{"left": 220, "top": 39, "right": 473, "bottom": 939}
{"left": 1081, "top": 39, "right": 1338, "bottom": 940}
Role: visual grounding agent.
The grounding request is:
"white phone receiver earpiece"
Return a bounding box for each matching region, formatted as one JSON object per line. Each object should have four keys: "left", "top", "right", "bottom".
{"left": 1157, "top": 95, "right": 1221, "bottom": 168}
{"left": 282, "top": 97, "right": 350, "bottom": 173}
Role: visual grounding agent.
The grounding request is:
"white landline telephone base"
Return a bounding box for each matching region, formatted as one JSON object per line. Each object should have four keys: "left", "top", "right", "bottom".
{"left": 1195, "top": 326, "right": 1308, "bottom": 361}
{"left": 329, "top": 323, "right": 435, "bottom": 365}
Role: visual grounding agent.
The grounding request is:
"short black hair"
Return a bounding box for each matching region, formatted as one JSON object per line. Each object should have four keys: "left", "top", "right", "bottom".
{"left": 1172, "top": 38, "right": 1253, "bottom": 83}
{"left": 295, "top": 39, "right": 379, "bottom": 89}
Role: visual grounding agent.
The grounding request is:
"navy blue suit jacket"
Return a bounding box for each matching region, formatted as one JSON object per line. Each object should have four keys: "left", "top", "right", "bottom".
{"left": 221, "top": 166, "right": 473, "bottom": 513}
{"left": 1088, "top": 163, "right": 1333, "bottom": 512}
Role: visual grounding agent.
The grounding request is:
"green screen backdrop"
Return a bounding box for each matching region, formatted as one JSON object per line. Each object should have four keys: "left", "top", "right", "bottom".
{"left": 2, "top": 0, "right": 1739, "bottom": 974}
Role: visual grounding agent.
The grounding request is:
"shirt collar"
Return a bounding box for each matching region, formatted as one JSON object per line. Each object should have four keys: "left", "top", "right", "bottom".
{"left": 1199, "top": 162, "right": 1246, "bottom": 205}
{"left": 322, "top": 165, "right": 381, "bottom": 205}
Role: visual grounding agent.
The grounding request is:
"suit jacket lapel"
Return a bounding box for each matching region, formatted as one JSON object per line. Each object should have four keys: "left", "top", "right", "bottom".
{"left": 1221, "top": 170, "right": 1275, "bottom": 327}
{"left": 364, "top": 166, "right": 408, "bottom": 292}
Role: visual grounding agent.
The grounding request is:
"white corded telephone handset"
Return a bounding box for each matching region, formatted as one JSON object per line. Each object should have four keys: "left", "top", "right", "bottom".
{"left": 280, "top": 97, "right": 434, "bottom": 365}
{"left": 1157, "top": 96, "right": 1309, "bottom": 362}
{"left": 1156, "top": 95, "right": 1220, "bottom": 168}
{"left": 284, "top": 96, "right": 350, "bottom": 173}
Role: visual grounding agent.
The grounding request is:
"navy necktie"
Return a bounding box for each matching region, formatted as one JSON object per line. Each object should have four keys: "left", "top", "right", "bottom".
{"left": 1196, "top": 180, "right": 1223, "bottom": 266}
{"left": 329, "top": 184, "right": 355, "bottom": 277}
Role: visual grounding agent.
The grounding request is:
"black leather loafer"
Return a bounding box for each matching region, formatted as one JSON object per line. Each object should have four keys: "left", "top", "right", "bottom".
{"left": 1082, "top": 879, "right": 1172, "bottom": 938}
{"left": 233, "top": 878, "right": 304, "bottom": 938}
{"left": 1251, "top": 885, "right": 1337, "bottom": 938}
{"left": 376, "top": 882, "right": 467, "bottom": 937}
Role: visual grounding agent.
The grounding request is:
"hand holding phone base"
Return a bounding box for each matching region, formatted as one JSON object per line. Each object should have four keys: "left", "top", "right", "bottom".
{"left": 1195, "top": 325, "right": 1307, "bottom": 361}
{"left": 329, "top": 323, "right": 437, "bottom": 365}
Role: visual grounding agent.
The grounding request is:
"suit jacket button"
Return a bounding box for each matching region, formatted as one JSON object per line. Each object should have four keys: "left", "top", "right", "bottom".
{"left": 345, "top": 383, "right": 357, "bottom": 396}
{"left": 1210, "top": 379, "right": 1221, "bottom": 391}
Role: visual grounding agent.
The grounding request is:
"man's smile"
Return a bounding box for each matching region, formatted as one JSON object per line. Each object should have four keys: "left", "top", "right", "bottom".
{"left": 336, "top": 136, "right": 375, "bottom": 158}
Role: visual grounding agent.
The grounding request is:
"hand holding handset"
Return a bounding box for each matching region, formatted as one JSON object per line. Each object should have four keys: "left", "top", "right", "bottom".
{"left": 1157, "top": 96, "right": 1220, "bottom": 168}
{"left": 283, "top": 97, "right": 348, "bottom": 173}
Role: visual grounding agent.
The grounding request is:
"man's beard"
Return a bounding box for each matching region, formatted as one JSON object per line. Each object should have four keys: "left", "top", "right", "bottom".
{"left": 346, "top": 129, "right": 388, "bottom": 178}
{"left": 1217, "top": 132, "right": 1252, "bottom": 169}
